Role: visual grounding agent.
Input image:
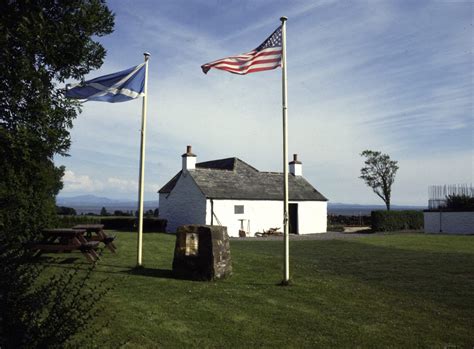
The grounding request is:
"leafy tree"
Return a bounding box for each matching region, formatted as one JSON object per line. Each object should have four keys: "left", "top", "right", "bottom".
{"left": 1, "top": 0, "right": 114, "bottom": 240}
{"left": 100, "top": 206, "right": 109, "bottom": 216}
{"left": 145, "top": 209, "right": 155, "bottom": 217}
{"left": 0, "top": 0, "right": 114, "bottom": 347}
{"left": 56, "top": 206, "right": 77, "bottom": 215}
{"left": 113, "top": 210, "right": 133, "bottom": 216}
{"left": 359, "top": 150, "right": 399, "bottom": 210}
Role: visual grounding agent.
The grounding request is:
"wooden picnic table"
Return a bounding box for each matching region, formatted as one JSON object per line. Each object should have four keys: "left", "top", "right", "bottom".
{"left": 29, "top": 228, "right": 100, "bottom": 263}
{"left": 73, "top": 224, "right": 117, "bottom": 253}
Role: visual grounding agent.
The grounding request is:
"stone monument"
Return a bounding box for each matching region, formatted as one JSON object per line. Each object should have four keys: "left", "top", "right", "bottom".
{"left": 172, "top": 225, "right": 232, "bottom": 281}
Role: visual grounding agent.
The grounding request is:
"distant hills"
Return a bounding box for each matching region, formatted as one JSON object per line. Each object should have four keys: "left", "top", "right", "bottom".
{"left": 57, "top": 195, "right": 126, "bottom": 205}
{"left": 57, "top": 195, "right": 425, "bottom": 216}
{"left": 57, "top": 195, "right": 157, "bottom": 206}
{"left": 57, "top": 195, "right": 158, "bottom": 214}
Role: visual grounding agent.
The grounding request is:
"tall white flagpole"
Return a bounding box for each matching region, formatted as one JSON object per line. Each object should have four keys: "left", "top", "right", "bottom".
{"left": 137, "top": 52, "right": 150, "bottom": 267}
{"left": 280, "top": 17, "right": 290, "bottom": 284}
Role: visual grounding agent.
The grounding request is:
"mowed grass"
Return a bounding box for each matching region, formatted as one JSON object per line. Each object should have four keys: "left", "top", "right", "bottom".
{"left": 43, "top": 232, "right": 474, "bottom": 348}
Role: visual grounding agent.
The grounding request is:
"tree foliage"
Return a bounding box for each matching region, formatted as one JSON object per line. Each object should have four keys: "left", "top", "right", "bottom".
{"left": 0, "top": 1, "right": 114, "bottom": 347}
{"left": 0, "top": 241, "right": 111, "bottom": 348}
{"left": 100, "top": 206, "right": 109, "bottom": 216}
{"left": 359, "top": 150, "right": 399, "bottom": 210}
{"left": 445, "top": 194, "right": 474, "bottom": 211}
{"left": 0, "top": 0, "right": 114, "bottom": 242}
{"left": 56, "top": 206, "right": 77, "bottom": 215}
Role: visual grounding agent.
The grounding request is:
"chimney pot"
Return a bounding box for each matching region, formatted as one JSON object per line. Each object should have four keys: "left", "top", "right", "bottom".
{"left": 182, "top": 145, "right": 196, "bottom": 171}
{"left": 289, "top": 153, "right": 302, "bottom": 176}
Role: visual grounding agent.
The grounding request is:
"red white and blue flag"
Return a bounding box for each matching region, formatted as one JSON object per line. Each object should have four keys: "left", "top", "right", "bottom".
{"left": 201, "top": 26, "right": 282, "bottom": 75}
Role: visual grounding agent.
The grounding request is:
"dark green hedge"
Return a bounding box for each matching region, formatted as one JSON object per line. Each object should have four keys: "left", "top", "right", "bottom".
{"left": 55, "top": 216, "right": 167, "bottom": 232}
{"left": 55, "top": 215, "right": 101, "bottom": 228}
{"left": 328, "top": 214, "right": 371, "bottom": 226}
{"left": 99, "top": 217, "right": 167, "bottom": 232}
{"left": 371, "top": 210, "right": 423, "bottom": 232}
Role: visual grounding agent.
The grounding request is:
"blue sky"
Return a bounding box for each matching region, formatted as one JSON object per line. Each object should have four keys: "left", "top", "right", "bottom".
{"left": 56, "top": 0, "right": 473, "bottom": 206}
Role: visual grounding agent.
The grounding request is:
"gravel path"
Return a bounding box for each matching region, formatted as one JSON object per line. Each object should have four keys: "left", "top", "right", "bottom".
{"left": 231, "top": 231, "right": 393, "bottom": 241}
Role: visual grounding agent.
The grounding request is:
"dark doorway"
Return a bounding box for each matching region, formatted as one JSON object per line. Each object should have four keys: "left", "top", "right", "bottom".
{"left": 289, "top": 203, "right": 298, "bottom": 234}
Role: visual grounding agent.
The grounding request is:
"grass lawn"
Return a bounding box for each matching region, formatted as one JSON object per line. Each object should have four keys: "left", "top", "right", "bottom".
{"left": 42, "top": 232, "right": 474, "bottom": 348}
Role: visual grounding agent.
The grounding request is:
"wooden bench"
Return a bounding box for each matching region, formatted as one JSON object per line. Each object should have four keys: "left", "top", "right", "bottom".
{"left": 27, "top": 229, "right": 100, "bottom": 263}
{"left": 73, "top": 224, "right": 117, "bottom": 253}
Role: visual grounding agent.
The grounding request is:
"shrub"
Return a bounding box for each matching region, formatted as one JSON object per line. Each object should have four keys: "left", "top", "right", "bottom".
{"left": 0, "top": 237, "right": 110, "bottom": 348}
{"left": 371, "top": 210, "right": 423, "bottom": 232}
{"left": 55, "top": 215, "right": 101, "bottom": 228}
{"left": 99, "top": 217, "right": 167, "bottom": 232}
{"left": 53, "top": 216, "right": 167, "bottom": 232}
{"left": 56, "top": 206, "right": 77, "bottom": 215}
{"left": 327, "top": 224, "right": 345, "bottom": 232}
{"left": 113, "top": 210, "right": 133, "bottom": 216}
{"left": 445, "top": 194, "right": 474, "bottom": 211}
{"left": 328, "top": 214, "right": 371, "bottom": 226}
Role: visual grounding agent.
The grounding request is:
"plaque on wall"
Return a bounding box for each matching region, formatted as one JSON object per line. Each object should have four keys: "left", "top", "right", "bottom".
{"left": 185, "top": 233, "right": 199, "bottom": 256}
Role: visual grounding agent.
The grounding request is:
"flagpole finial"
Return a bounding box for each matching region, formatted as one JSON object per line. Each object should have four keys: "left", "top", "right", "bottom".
{"left": 143, "top": 52, "right": 151, "bottom": 61}
{"left": 280, "top": 16, "right": 287, "bottom": 22}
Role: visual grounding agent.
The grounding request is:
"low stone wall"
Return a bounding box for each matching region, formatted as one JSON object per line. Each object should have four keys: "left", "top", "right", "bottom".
{"left": 424, "top": 211, "right": 474, "bottom": 235}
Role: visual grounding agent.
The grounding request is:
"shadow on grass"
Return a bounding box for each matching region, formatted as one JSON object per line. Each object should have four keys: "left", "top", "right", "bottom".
{"left": 33, "top": 255, "right": 83, "bottom": 265}
{"left": 38, "top": 260, "right": 179, "bottom": 281}
{"left": 123, "top": 266, "right": 174, "bottom": 279}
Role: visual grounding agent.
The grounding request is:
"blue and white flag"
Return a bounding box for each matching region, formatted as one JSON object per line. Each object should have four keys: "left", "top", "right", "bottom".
{"left": 66, "top": 63, "right": 146, "bottom": 103}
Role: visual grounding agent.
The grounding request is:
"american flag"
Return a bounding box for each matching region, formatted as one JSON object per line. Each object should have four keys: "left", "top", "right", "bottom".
{"left": 201, "top": 26, "right": 282, "bottom": 75}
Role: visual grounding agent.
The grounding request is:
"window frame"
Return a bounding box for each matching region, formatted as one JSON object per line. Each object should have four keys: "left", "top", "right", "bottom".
{"left": 234, "top": 205, "right": 244, "bottom": 214}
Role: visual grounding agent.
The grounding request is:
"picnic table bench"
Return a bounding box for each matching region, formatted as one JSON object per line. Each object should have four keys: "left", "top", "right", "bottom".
{"left": 28, "top": 228, "right": 100, "bottom": 263}
{"left": 73, "top": 224, "right": 117, "bottom": 253}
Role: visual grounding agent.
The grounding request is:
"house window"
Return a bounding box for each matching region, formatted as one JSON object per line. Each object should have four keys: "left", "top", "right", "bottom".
{"left": 234, "top": 205, "right": 244, "bottom": 214}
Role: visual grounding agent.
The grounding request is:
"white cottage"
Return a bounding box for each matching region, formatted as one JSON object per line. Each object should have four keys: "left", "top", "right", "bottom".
{"left": 158, "top": 146, "right": 328, "bottom": 237}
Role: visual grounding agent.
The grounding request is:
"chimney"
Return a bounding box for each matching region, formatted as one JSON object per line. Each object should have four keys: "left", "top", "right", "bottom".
{"left": 289, "top": 154, "right": 302, "bottom": 176}
{"left": 182, "top": 145, "right": 197, "bottom": 171}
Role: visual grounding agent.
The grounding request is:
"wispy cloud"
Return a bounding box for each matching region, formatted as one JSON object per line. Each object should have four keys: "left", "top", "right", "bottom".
{"left": 61, "top": 170, "right": 158, "bottom": 198}
{"left": 62, "top": 170, "right": 104, "bottom": 192}
{"left": 57, "top": 0, "right": 473, "bottom": 205}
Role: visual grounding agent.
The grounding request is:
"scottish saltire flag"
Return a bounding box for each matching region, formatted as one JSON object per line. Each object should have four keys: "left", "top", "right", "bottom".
{"left": 66, "top": 63, "right": 146, "bottom": 103}
{"left": 201, "top": 26, "right": 282, "bottom": 75}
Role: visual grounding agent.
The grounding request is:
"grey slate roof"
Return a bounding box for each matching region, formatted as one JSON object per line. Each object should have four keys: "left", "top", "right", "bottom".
{"left": 158, "top": 157, "right": 327, "bottom": 201}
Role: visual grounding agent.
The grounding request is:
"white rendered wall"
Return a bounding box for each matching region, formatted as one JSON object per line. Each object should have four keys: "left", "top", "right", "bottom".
{"left": 289, "top": 164, "right": 302, "bottom": 176}
{"left": 298, "top": 201, "right": 327, "bottom": 234}
{"left": 424, "top": 212, "right": 474, "bottom": 235}
{"left": 182, "top": 156, "right": 196, "bottom": 171}
{"left": 159, "top": 173, "right": 206, "bottom": 232}
{"left": 205, "top": 199, "right": 327, "bottom": 237}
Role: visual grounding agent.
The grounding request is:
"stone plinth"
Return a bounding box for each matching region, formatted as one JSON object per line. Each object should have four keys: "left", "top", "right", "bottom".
{"left": 172, "top": 225, "right": 232, "bottom": 281}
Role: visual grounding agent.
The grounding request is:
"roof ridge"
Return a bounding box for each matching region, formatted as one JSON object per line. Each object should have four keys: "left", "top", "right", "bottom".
{"left": 234, "top": 158, "right": 259, "bottom": 172}
{"left": 195, "top": 157, "right": 260, "bottom": 172}
{"left": 196, "top": 167, "right": 234, "bottom": 172}
{"left": 196, "top": 156, "right": 237, "bottom": 164}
